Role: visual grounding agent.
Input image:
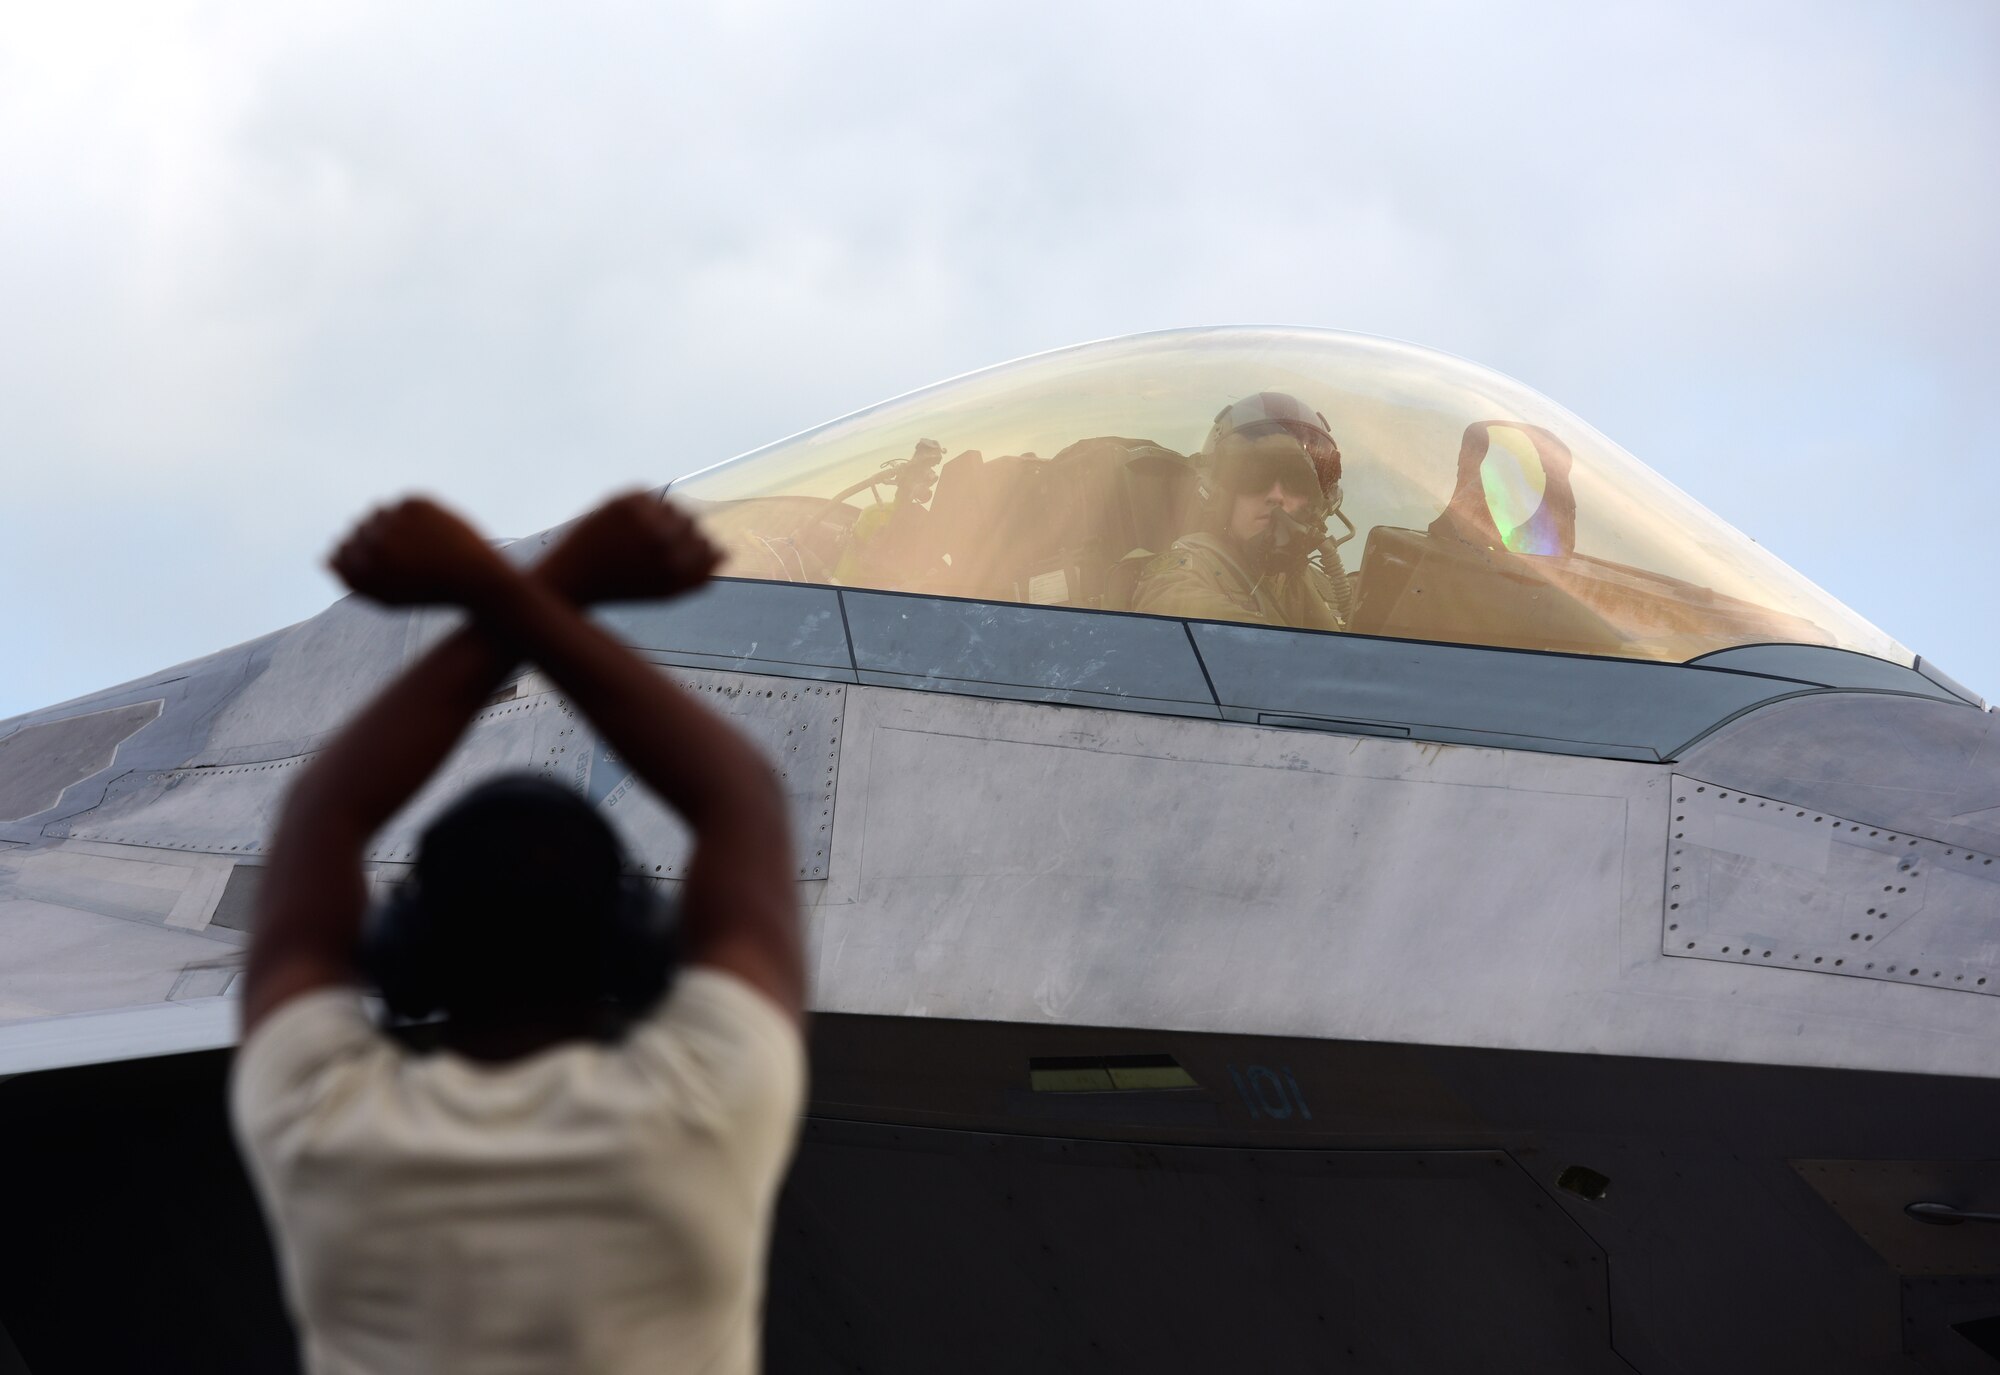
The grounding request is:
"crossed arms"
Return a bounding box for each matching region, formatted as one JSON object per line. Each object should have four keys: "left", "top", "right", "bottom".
{"left": 239, "top": 495, "right": 806, "bottom": 1038}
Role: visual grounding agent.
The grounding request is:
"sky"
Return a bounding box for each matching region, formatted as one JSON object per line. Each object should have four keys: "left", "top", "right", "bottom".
{"left": 3, "top": 0, "right": 1996, "bottom": 719}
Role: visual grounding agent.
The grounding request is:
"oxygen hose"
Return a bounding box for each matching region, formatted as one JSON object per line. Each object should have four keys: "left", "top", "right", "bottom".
{"left": 1316, "top": 502, "right": 1360, "bottom": 623}
{"left": 1316, "top": 541, "right": 1356, "bottom": 622}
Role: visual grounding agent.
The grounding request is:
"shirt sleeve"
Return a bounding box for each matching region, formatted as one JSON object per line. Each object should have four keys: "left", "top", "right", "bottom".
{"left": 228, "top": 987, "right": 388, "bottom": 1174}
{"left": 624, "top": 969, "right": 806, "bottom": 1174}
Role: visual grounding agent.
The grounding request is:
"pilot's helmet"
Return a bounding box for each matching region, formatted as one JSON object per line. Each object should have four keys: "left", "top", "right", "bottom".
{"left": 1201, "top": 391, "right": 1342, "bottom": 496}
{"left": 1196, "top": 392, "right": 1339, "bottom": 526}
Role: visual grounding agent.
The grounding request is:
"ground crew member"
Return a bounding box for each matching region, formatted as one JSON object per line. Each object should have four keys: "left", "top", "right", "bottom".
{"left": 230, "top": 492, "right": 805, "bottom": 1374}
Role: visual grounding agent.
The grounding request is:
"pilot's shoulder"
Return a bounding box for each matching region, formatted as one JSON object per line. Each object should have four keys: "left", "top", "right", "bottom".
{"left": 1141, "top": 538, "right": 1208, "bottom": 576}
{"left": 1166, "top": 532, "right": 1231, "bottom": 567}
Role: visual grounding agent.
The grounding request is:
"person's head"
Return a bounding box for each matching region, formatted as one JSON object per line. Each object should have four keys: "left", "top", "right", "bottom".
{"left": 363, "top": 773, "right": 672, "bottom": 1031}
{"left": 1220, "top": 429, "right": 1325, "bottom": 542}
{"left": 1197, "top": 394, "right": 1341, "bottom": 567}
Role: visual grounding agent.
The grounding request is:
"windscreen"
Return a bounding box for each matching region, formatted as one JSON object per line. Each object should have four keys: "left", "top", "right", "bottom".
{"left": 667, "top": 328, "right": 1907, "bottom": 666}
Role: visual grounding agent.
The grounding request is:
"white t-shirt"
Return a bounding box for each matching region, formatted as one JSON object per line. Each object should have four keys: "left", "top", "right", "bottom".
{"left": 230, "top": 970, "right": 805, "bottom": 1375}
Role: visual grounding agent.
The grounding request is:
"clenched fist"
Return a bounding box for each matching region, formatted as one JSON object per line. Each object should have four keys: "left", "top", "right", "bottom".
{"left": 535, "top": 492, "right": 721, "bottom": 605}
{"left": 330, "top": 498, "right": 513, "bottom": 610}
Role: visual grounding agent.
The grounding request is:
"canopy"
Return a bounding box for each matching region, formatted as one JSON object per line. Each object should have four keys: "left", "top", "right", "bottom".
{"left": 668, "top": 328, "right": 1906, "bottom": 666}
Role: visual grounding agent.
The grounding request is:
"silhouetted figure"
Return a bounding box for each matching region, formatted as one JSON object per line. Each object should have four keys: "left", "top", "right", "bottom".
{"left": 231, "top": 494, "right": 806, "bottom": 1373}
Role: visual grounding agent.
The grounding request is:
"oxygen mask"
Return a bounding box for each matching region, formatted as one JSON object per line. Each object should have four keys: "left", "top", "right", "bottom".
{"left": 1261, "top": 502, "right": 1326, "bottom": 576}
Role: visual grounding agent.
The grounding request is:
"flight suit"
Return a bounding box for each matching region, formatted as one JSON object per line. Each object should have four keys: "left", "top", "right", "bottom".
{"left": 1130, "top": 532, "right": 1348, "bottom": 630}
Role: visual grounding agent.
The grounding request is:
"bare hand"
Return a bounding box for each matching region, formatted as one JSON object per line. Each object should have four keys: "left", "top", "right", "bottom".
{"left": 535, "top": 492, "right": 721, "bottom": 605}
{"left": 330, "top": 498, "right": 514, "bottom": 610}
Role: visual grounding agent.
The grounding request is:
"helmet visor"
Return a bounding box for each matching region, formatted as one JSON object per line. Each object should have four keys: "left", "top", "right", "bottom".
{"left": 1225, "top": 435, "right": 1323, "bottom": 502}
{"left": 1235, "top": 419, "right": 1340, "bottom": 486}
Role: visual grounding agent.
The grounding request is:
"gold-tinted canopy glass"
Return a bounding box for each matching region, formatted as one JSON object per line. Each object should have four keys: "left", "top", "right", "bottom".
{"left": 667, "top": 328, "right": 1907, "bottom": 666}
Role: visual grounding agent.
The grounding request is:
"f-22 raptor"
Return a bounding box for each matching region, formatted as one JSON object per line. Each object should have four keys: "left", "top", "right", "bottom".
{"left": 1, "top": 328, "right": 1996, "bottom": 1373}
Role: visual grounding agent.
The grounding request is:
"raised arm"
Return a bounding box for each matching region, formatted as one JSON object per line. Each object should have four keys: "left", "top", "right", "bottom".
{"left": 241, "top": 496, "right": 754, "bottom": 1037}
{"left": 466, "top": 500, "right": 806, "bottom": 1025}
{"left": 241, "top": 507, "right": 527, "bottom": 1038}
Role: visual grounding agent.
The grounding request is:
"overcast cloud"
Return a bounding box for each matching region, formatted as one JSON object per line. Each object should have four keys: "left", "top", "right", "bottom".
{"left": 3, "top": 0, "right": 1996, "bottom": 718}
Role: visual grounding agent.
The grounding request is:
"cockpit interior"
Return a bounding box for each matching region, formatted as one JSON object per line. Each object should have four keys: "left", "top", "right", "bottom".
{"left": 668, "top": 329, "right": 1906, "bottom": 667}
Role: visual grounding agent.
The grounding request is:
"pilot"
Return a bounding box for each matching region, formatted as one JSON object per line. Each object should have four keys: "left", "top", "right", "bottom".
{"left": 1130, "top": 392, "right": 1353, "bottom": 629}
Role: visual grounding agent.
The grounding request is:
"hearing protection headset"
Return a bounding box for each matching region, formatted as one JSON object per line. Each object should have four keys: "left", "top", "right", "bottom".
{"left": 359, "top": 774, "right": 679, "bottom": 1024}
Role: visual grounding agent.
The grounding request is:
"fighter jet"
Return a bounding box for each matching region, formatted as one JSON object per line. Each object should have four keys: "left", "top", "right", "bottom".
{"left": 1, "top": 327, "right": 1995, "bottom": 1374}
